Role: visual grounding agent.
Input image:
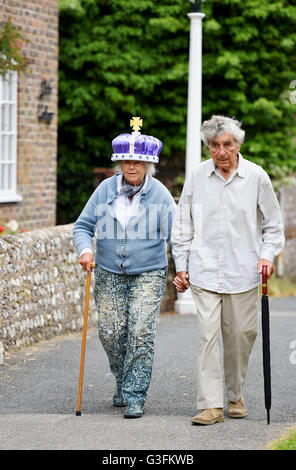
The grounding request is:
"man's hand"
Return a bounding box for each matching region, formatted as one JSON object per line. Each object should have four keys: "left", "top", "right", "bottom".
{"left": 258, "top": 258, "right": 274, "bottom": 279}
{"left": 173, "top": 271, "right": 190, "bottom": 293}
{"left": 79, "top": 252, "right": 95, "bottom": 272}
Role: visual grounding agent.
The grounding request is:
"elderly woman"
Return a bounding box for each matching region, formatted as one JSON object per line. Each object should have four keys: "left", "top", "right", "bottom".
{"left": 172, "top": 115, "right": 285, "bottom": 425}
{"left": 73, "top": 119, "right": 175, "bottom": 419}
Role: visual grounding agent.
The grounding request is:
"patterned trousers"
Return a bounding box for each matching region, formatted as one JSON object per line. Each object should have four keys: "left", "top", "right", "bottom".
{"left": 94, "top": 265, "right": 167, "bottom": 406}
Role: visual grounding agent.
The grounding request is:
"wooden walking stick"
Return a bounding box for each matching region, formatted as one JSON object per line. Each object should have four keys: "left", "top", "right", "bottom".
{"left": 76, "top": 262, "right": 95, "bottom": 416}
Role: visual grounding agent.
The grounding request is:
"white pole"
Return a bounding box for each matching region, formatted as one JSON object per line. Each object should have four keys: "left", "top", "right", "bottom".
{"left": 186, "top": 11, "right": 205, "bottom": 176}
{"left": 174, "top": 9, "right": 205, "bottom": 315}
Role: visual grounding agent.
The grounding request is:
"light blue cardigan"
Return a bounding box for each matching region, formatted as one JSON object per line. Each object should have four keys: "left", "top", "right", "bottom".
{"left": 73, "top": 174, "right": 176, "bottom": 275}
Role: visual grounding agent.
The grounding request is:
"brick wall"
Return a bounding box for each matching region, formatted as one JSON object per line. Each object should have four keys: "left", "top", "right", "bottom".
{"left": 0, "top": 0, "right": 58, "bottom": 231}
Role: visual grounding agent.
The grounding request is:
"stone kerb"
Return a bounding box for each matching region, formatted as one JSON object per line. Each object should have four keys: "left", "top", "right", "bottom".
{"left": 0, "top": 224, "right": 97, "bottom": 353}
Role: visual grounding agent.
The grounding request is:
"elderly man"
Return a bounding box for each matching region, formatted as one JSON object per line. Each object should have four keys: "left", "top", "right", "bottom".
{"left": 172, "top": 115, "right": 285, "bottom": 425}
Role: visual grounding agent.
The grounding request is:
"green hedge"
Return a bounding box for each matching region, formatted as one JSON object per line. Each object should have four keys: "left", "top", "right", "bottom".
{"left": 58, "top": 0, "right": 296, "bottom": 223}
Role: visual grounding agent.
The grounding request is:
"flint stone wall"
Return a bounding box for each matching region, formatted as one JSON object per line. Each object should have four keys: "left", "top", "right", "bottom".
{"left": 0, "top": 224, "right": 176, "bottom": 353}
{"left": 0, "top": 224, "right": 97, "bottom": 353}
{"left": 280, "top": 182, "right": 296, "bottom": 282}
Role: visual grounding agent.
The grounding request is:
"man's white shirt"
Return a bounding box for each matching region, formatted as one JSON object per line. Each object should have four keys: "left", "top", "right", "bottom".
{"left": 171, "top": 153, "right": 285, "bottom": 293}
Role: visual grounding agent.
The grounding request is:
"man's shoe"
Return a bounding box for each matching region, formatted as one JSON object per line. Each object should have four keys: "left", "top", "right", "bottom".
{"left": 124, "top": 402, "right": 145, "bottom": 419}
{"left": 113, "top": 387, "right": 127, "bottom": 407}
{"left": 191, "top": 408, "right": 224, "bottom": 425}
{"left": 226, "top": 397, "right": 247, "bottom": 418}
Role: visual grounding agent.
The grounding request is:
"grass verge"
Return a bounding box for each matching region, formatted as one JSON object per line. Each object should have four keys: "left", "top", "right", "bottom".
{"left": 267, "top": 427, "right": 296, "bottom": 450}
{"left": 261, "top": 276, "right": 296, "bottom": 298}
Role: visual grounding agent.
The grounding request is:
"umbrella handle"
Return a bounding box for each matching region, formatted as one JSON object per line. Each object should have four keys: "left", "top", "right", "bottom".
{"left": 262, "top": 265, "right": 268, "bottom": 295}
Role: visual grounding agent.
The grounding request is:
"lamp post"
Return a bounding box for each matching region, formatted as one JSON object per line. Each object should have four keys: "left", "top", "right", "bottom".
{"left": 186, "top": 0, "right": 206, "bottom": 177}
{"left": 174, "top": 0, "right": 206, "bottom": 315}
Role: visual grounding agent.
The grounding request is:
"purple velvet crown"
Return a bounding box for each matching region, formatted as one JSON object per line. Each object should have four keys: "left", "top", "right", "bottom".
{"left": 111, "top": 133, "right": 163, "bottom": 164}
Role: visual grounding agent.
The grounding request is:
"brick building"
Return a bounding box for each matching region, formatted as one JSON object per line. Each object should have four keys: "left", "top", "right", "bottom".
{"left": 0, "top": 0, "right": 58, "bottom": 231}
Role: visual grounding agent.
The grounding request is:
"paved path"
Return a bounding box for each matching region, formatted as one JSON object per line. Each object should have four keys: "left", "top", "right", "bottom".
{"left": 0, "top": 297, "right": 295, "bottom": 450}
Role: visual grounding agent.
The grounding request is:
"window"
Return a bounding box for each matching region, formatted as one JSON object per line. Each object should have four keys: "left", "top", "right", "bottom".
{"left": 0, "top": 70, "right": 22, "bottom": 202}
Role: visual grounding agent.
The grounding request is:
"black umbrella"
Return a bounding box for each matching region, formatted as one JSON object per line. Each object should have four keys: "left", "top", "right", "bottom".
{"left": 261, "top": 265, "right": 271, "bottom": 425}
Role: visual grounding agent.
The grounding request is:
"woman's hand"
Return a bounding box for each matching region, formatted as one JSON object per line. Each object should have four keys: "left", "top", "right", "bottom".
{"left": 79, "top": 253, "right": 95, "bottom": 272}
{"left": 173, "top": 271, "right": 190, "bottom": 293}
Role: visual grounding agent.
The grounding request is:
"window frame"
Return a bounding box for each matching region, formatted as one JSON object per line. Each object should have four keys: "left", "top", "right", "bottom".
{"left": 0, "top": 70, "right": 22, "bottom": 203}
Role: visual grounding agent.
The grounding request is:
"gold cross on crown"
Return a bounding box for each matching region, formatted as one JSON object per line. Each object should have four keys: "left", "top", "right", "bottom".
{"left": 130, "top": 117, "right": 143, "bottom": 132}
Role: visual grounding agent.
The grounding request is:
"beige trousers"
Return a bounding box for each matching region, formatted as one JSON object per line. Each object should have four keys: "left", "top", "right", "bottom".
{"left": 190, "top": 285, "right": 259, "bottom": 409}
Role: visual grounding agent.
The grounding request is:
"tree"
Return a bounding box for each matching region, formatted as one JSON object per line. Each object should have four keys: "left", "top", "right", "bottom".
{"left": 58, "top": 0, "right": 296, "bottom": 223}
{"left": 202, "top": 0, "right": 296, "bottom": 179}
{"left": 58, "top": 0, "right": 190, "bottom": 222}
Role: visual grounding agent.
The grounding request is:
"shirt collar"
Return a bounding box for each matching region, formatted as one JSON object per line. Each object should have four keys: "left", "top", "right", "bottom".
{"left": 207, "top": 152, "right": 246, "bottom": 178}
{"left": 236, "top": 153, "right": 246, "bottom": 177}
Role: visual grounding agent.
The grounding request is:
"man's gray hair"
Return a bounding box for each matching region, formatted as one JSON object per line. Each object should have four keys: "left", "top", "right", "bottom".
{"left": 114, "top": 162, "right": 156, "bottom": 176}
{"left": 201, "top": 115, "right": 245, "bottom": 147}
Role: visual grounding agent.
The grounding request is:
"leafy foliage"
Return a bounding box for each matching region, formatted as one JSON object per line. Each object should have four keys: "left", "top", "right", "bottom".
{"left": 58, "top": 0, "right": 296, "bottom": 223}
{"left": 201, "top": 0, "right": 296, "bottom": 178}
{"left": 0, "top": 20, "right": 29, "bottom": 76}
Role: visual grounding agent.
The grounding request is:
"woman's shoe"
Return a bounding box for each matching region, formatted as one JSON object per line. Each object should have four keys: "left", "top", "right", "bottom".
{"left": 113, "top": 387, "right": 127, "bottom": 407}
{"left": 124, "top": 402, "right": 145, "bottom": 419}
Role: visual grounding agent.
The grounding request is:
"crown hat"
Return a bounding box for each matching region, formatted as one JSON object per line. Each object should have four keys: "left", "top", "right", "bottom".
{"left": 111, "top": 117, "right": 163, "bottom": 164}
